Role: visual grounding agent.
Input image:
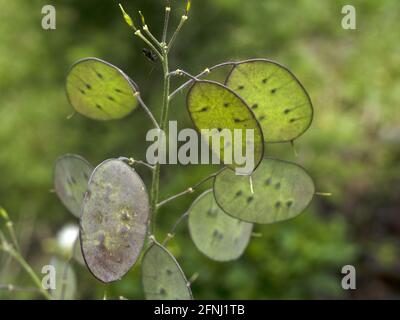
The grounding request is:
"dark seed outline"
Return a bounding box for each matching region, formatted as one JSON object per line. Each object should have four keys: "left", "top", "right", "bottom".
{"left": 186, "top": 79, "right": 265, "bottom": 173}
{"left": 141, "top": 240, "right": 193, "bottom": 300}
{"left": 212, "top": 157, "right": 316, "bottom": 224}
{"left": 80, "top": 158, "right": 149, "bottom": 283}
{"left": 65, "top": 57, "right": 140, "bottom": 121}
{"left": 53, "top": 153, "right": 94, "bottom": 218}
{"left": 224, "top": 58, "right": 314, "bottom": 144}
{"left": 187, "top": 189, "right": 253, "bottom": 262}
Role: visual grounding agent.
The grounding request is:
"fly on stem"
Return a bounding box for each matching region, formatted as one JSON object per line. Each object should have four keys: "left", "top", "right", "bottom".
{"left": 142, "top": 48, "right": 158, "bottom": 63}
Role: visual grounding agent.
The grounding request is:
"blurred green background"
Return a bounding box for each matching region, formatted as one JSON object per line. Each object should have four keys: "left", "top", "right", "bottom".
{"left": 1, "top": 0, "right": 399, "bottom": 299}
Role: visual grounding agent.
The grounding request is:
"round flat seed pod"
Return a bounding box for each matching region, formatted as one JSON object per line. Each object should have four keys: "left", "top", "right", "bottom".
{"left": 142, "top": 242, "right": 193, "bottom": 300}
{"left": 214, "top": 158, "right": 315, "bottom": 224}
{"left": 225, "top": 59, "right": 313, "bottom": 143}
{"left": 188, "top": 190, "right": 253, "bottom": 261}
{"left": 80, "top": 159, "right": 149, "bottom": 283}
{"left": 187, "top": 80, "right": 264, "bottom": 174}
{"left": 66, "top": 57, "right": 138, "bottom": 120}
{"left": 50, "top": 257, "right": 77, "bottom": 300}
{"left": 54, "top": 154, "right": 93, "bottom": 218}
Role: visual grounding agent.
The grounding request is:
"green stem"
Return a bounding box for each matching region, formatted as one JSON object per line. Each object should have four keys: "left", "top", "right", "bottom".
{"left": 157, "top": 168, "right": 224, "bottom": 208}
{"left": 150, "top": 50, "right": 170, "bottom": 235}
{"left": 162, "top": 211, "right": 189, "bottom": 245}
{"left": 6, "top": 222, "right": 20, "bottom": 252}
{"left": 60, "top": 256, "right": 73, "bottom": 300}
{"left": 1, "top": 208, "right": 21, "bottom": 252}
{"left": 315, "top": 192, "right": 332, "bottom": 197}
{"left": 1, "top": 244, "right": 51, "bottom": 300}
{"left": 168, "top": 15, "right": 188, "bottom": 52}
{"left": 162, "top": 3, "right": 171, "bottom": 44}
{"left": 136, "top": 93, "right": 160, "bottom": 129}
{"left": 142, "top": 25, "right": 163, "bottom": 50}
{"left": 135, "top": 30, "right": 164, "bottom": 62}
{"left": 168, "top": 61, "right": 237, "bottom": 100}
{"left": 0, "top": 284, "right": 42, "bottom": 293}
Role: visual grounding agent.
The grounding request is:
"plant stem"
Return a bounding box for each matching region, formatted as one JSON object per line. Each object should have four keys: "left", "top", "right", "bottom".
{"left": 290, "top": 140, "right": 298, "bottom": 157}
{"left": 0, "top": 284, "right": 42, "bottom": 293}
{"left": 162, "top": 2, "right": 171, "bottom": 44}
{"left": 1, "top": 208, "right": 20, "bottom": 252}
{"left": 157, "top": 168, "right": 224, "bottom": 208}
{"left": 118, "top": 157, "right": 155, "bottom": 171}
{"left": 6, "top": 221, "right": 20, "bottom": 252}
{"left": 157, "top": 189, "right": 193, "bottom": 208}
{"left": 1, "top": 244, "right": 51, "bottom": 300}
{"left": 60, "top": 256, "right": 73, "bottom": 300}
{"left": 136, "top": 93, "right": 160, "bottom": 129}
{"left": 135, "top": 30, "right": 164, "bottom": 61}
{"left": 168, "top": 69, "right": 198, "bottom": 81}
{"left": 168, "top": 61, "right": 237, "bottom": 100}
{"left": 150, "top": 50, "right": 170, "bottom": 235}
{"left": 168, "top": 15, "right": 188, "bottom": 52}
{"left": 162, "top": 212, "right": 189, "bottom": 245}
{"left": 133, "top": 160, "right": 155, "bottom": 171}
{"left": 142, "top": 25, "right": 163, "bottom": 50}
{"left": 148, "top": 0, "right": 194, "bottom": 236}
{"left": 315, "top": 192, "right": 332, "bottom": 197}
{"left": 160, "top": 54, "right": 170, "bottom": 132}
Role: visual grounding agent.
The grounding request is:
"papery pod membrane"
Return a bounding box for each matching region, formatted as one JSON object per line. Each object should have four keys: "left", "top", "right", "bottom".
{"left": 225, "top": 59, "right": 313, "bottom": 143}
{"left": 80, "top": 159, "right": 149, "bottom": 283}
{"left": 188, "top": 190, "right": 253, "bottom": 261}
{"left": 142, "top": 242, "right": 193, "bottom": 300}
{"left": 54, "top": 154, "right": 93, "bottom": 218}
{"left": 187, "top": 80, "right": 264, "bottom": 174}
{"left": 66, "top": 58, "right": 138, "bottom": 120}
{"left": 50, "top": 257, "right": 77, "bottom": 300}
{"left": 214, "top": 158, "right": 315, "bottom": 224}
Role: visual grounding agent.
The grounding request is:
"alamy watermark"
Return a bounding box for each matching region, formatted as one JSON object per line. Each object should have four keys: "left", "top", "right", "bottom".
{"left": 341, "top": 265, "right": 356, "bottom": 290}
{"left": 41, "top": 264, "right": 56, "bottom": 290}
{"left": 41, "top": 5, "right": 56, "bottom": 30}
{"left": 341, "top": 5, "right": 356, "bottom": 30}
{"left": 145, "top": 121, "right": 256, "bottom": 175}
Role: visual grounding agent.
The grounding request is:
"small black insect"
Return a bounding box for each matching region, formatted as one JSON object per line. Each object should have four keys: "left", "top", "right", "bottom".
{"left": 142, "top": 48, "right": 158, "bottom": 62}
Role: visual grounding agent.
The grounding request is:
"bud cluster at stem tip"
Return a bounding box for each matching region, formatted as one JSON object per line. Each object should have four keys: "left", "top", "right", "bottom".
{"left": 186, "top": 0, "right": 191, "bottom": 15}
{"left": 138, "top": 11, "right": 146, "bottom": 26}
{"left": 118, "top": 4, "right": 137, "bottom": 31}
{"left": 0, "top": 207, "right": 9, "bottom": 220}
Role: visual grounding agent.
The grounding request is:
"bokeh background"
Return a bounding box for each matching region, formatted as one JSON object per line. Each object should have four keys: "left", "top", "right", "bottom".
{"left": 1, "top": 0, "right": 399, "bottom": 299}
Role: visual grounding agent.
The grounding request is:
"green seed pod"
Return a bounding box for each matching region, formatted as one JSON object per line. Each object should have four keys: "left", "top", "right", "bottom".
{"left": 225, "top": 59, "right": 313, "bottom": 143}
{"left": 54, "top": 154, "right": 93, "bottom": 218}
{"left": 66, "top": 58, "right": 139, "bottom": 120}
{"left": 80, "top": 159, "right": 149, "bottom": 283}
{"left": 186, "top": 80, "right": 264, "bottom": 174}
{"left": 214, "top": 158, "right": 315, "bottom": 224}
{"left": 142, "top": 242, "right": 193, "bottom": 300}
{"left": 188, "top": 190, "right": 253, "bottom": 261}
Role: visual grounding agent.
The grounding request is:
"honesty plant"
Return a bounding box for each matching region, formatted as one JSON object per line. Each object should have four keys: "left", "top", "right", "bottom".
{"left": 53, "top": 0, "right": 318, "bottom": 300}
